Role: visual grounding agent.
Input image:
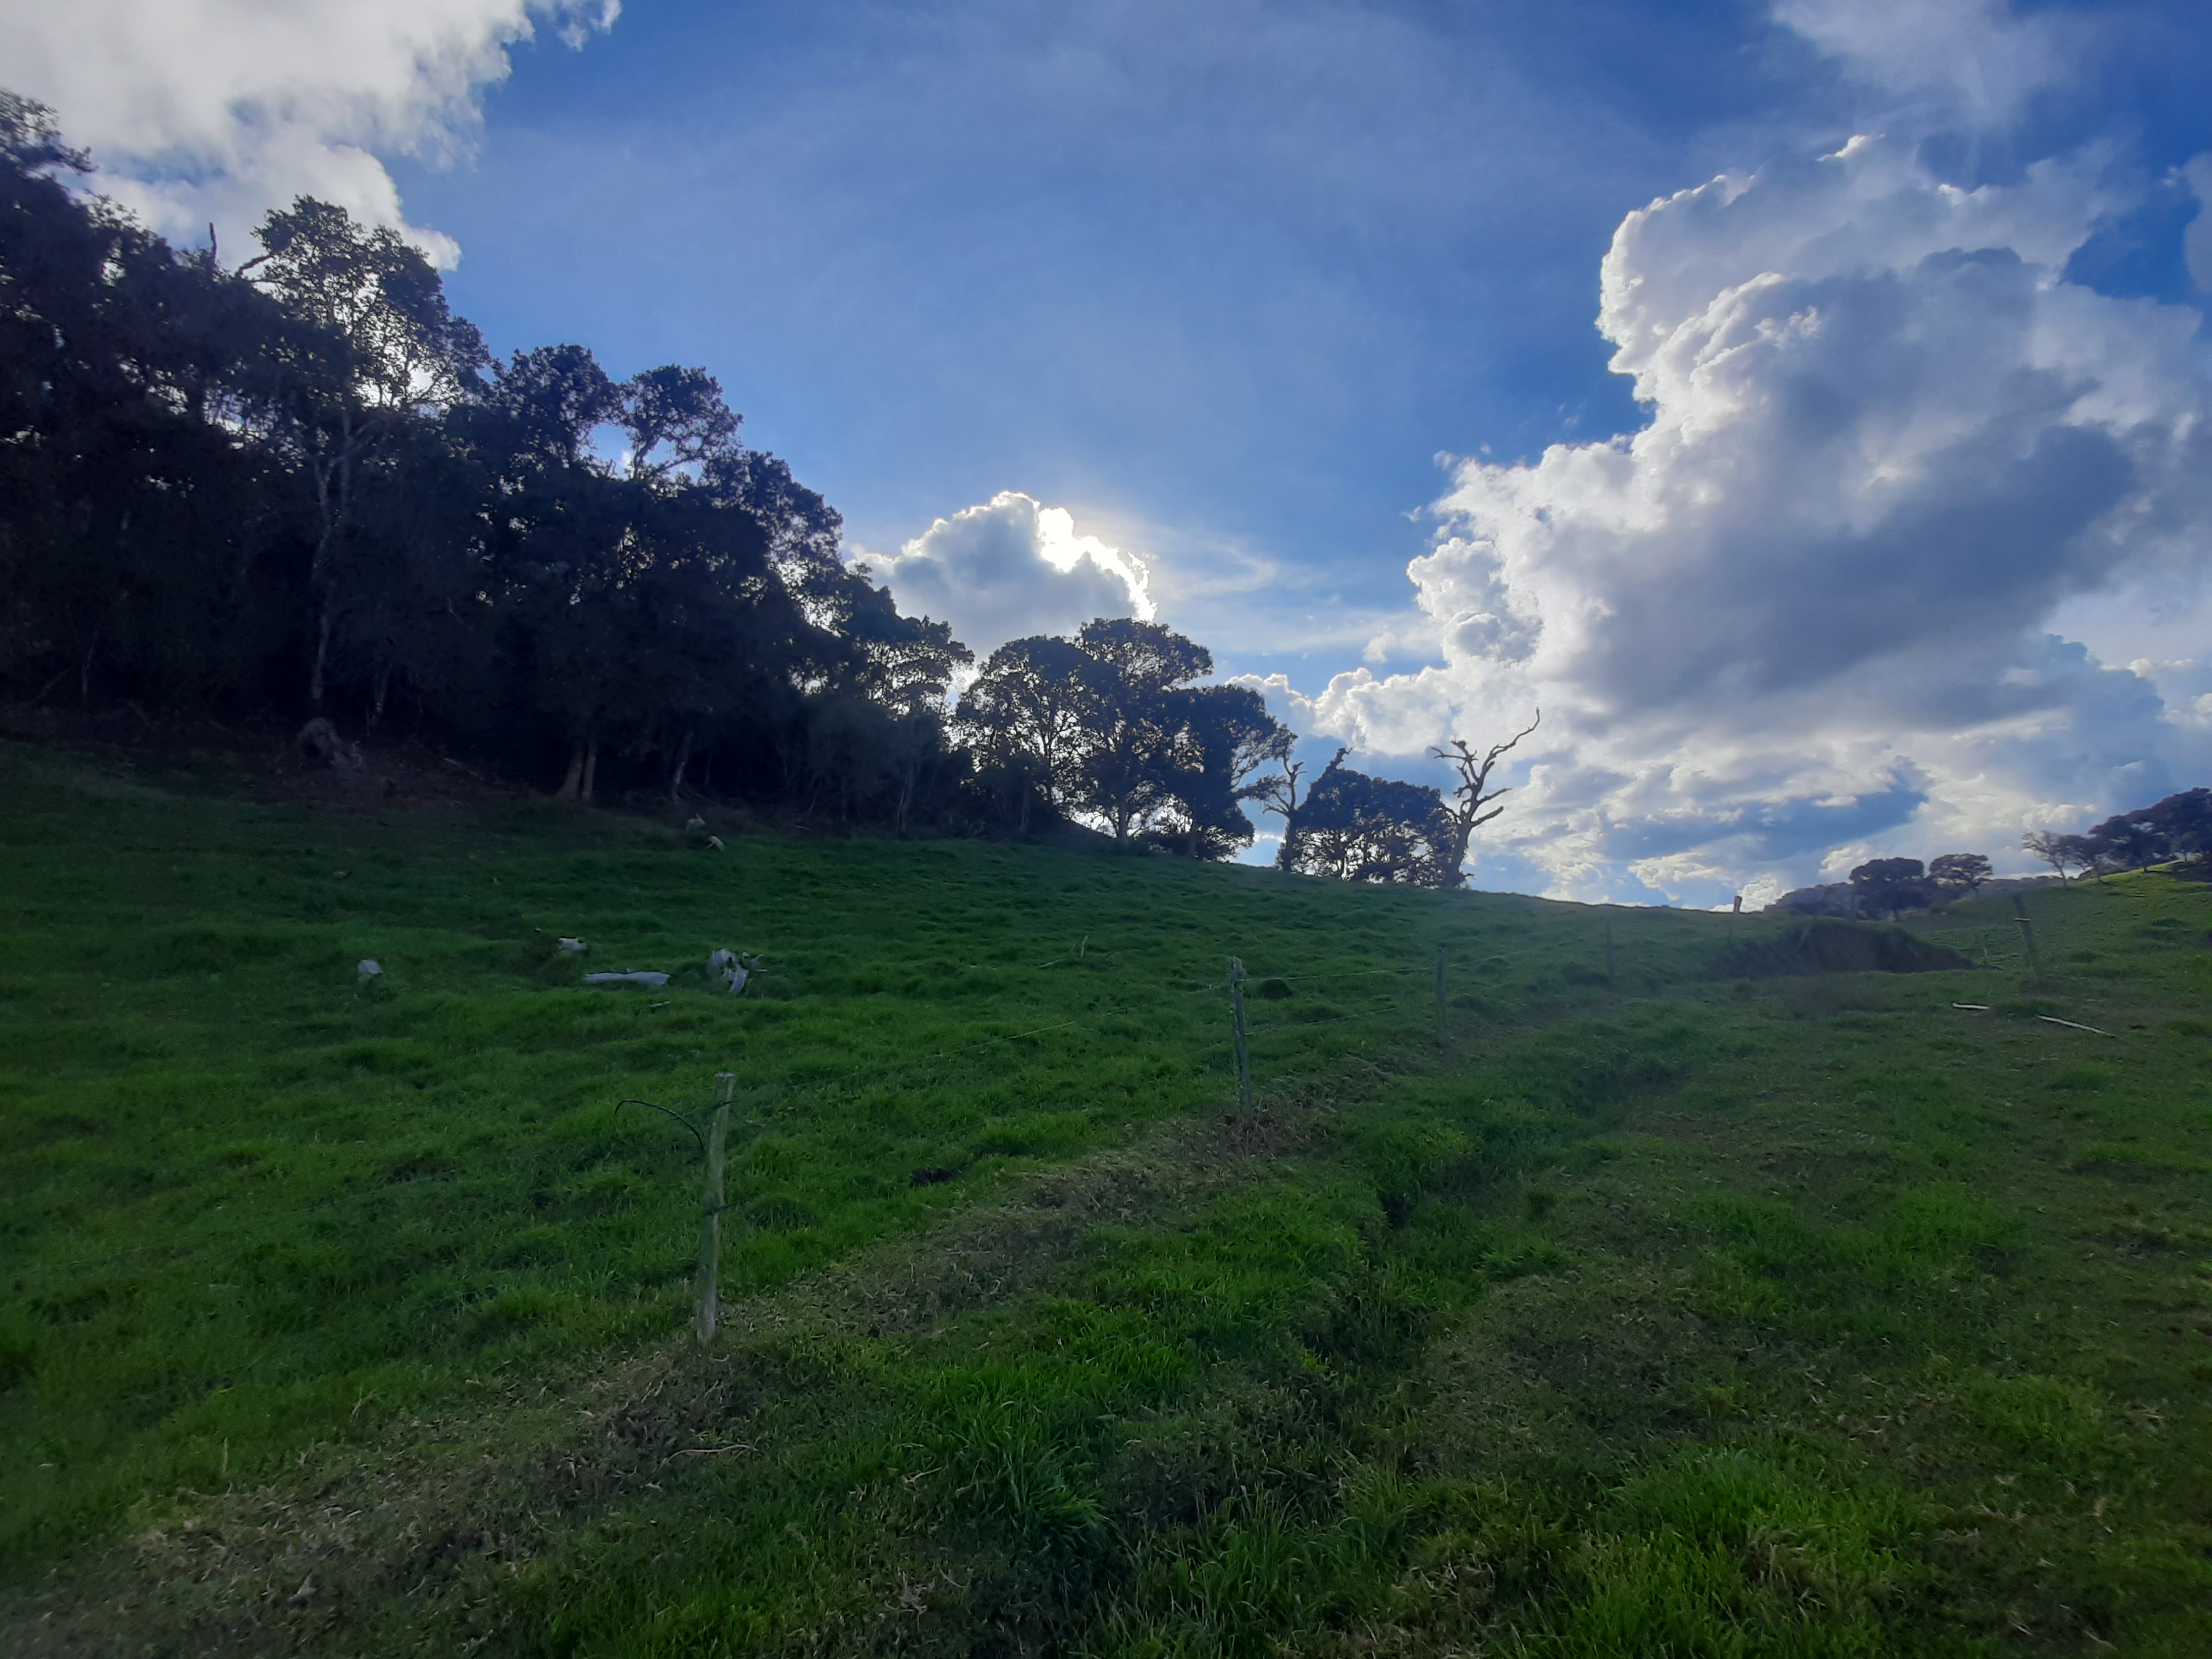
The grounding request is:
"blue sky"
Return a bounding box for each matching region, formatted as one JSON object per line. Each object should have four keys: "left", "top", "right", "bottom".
{"left": 386, "top": 2, "right": 1738, "bottom": 630}
{"left": 15, "top": 0, "right": 2212, "bottom": 901}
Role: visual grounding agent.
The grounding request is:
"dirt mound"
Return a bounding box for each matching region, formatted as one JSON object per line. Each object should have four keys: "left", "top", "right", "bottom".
{"left": 1720, "top": 917, "right": 1969, "bottom": 978}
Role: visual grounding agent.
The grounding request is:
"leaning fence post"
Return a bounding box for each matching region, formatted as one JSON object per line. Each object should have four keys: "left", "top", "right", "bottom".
{"left": 1435, "top": 948, "right": 1448, "bottom": 1045}
{"left": 1227, "top": 957, "right": 1252, "bottom": 1113}
{"left": 695, "top": 1071, "right": 736, "bottom": 1342}
{"left": 2012, "top": 895, "right": 2040, "bottom": 981}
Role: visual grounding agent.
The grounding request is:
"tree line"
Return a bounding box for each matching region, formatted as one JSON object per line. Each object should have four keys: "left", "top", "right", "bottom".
{"left": 0, "top": 93, "right": 1532, "bottom": 880}
{"left": 1771, "top": 785, "right": 2212, "bottom": 918}
{"left": 0, "top": 93, "right": 968, "bottom": 823}
{"left": 2022, "top": 789, "right": 2212, "bottom": 884}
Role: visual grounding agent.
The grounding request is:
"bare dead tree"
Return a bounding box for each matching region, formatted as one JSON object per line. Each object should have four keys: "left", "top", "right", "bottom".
{"left": 1256, "top": 749, "right": 1356, "bottom": 872}
{"left": 1429, "top": 710, "right": 1541, "bottom": 887}
{"left": 1254, "top": 754, "right": 1309, "bottom": 869}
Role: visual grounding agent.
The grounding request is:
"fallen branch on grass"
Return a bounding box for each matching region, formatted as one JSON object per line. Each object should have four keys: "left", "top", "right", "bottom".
{"left": 665, "top": 1443, "right": 758, "bottom": 1463}
{"left": 2037, "top": 1015, "right": 2115, "bottom": 1038}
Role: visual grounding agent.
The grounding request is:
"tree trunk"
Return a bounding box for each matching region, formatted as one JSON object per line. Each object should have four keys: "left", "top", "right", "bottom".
{"left": 307, "top": 455, "right": 337, "bottom": 708}
{"left": 1437, "top": 816, "right": 1474, "bottom": 889}
{"left": 581, "top": 736, "right": 599, "bottom": 806}
{"left": 308, "top": 590, "right": 335, "bottom": 708}
{"left": 668, "top": 726, "right": 694, "bottom": 805}
{"left": 306, "top": 415, "right": 359, "bottom": 709}
{"left": 557, "top": 739, "right": 586, "bottom": 802}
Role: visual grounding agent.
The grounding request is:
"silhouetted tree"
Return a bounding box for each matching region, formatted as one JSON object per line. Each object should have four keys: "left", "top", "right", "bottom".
{"left": 1848, "top": 857, "right": 1929, "bottom": 918}
{"left": 242, "top": 198, "right": 487, "bottom": 704}
{"left": 1288, "top": 750, "right": 1456, "bottom": 885}
{"left": 0, "top": 95, "right": 303, "bottom": 710}
{"left": 1, "top": 94, "right": 1332, "bottom": 848}
{"left": 955, "top": 636, "right": 1105, "bottom": 829}
{"left": 2022, "top": 830, "right": 2089, "bottom": 884}
{"left": 1256, "top": 759, "right": 1308, "bottom": 870}
{"left": 477, "top": 343, "right": 622, "bottom": 470}
{"left": 951, "top": 619, "right": 1287, "bottom": 851}
{"left": 1927, "top": 852, "right": 1992, "bottom": 897}
{"left": 619, "top": 364, "right": 741, "bottom": 483}
{"left": 1166, "top": 683, "right": 1292, "bottom": 857}
{"left": 2146, "top": 788, "right": 2212, "bottom": 863}
{"left": 1064, "top": 618, "right": 1210, "bottom": 843}
{"left": 1430, "top": 710, "right": 1540, "bottom": 888}
{"left": 2084, "top": 811, "right": 2167, "bottom": 872}
{"left": 708, "top": 448, "right": 845, "bottom": 592}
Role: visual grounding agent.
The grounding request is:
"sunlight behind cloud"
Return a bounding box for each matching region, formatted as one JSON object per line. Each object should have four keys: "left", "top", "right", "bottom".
{"left": 870, "top": 491, "right": 1153, "bottom": 661}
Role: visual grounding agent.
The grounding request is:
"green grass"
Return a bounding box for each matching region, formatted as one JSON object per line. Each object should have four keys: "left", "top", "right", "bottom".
{"left": 3, "top": 743, "right": 2209, "bottom": 1656}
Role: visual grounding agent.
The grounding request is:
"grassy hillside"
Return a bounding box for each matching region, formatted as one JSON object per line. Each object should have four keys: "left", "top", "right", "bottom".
{"left": 3, "top": 743, "right": 2209, "bottom": 1656}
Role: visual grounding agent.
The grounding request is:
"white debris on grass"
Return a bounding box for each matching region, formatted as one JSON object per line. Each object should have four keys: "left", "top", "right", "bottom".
{"left": 708, "top": 949, "right": 762, "bottom": 995}
{"left": 356, "top": 958, "right": 382, "bottom": 980}
{"left": 707, "top": 835, "right": 725, "bottom": 851}
{"left": 556, "top": 937, "right": 588, "bottom": 953}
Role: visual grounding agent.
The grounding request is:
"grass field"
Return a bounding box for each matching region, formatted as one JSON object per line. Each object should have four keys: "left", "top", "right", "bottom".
{"left": 3, "top": 741, "right": 2210, "bottom": 1656}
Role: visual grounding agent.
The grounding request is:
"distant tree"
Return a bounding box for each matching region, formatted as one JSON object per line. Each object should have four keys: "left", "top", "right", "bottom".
{"left": 2146, "top": 788, "right": 2212, "bottom": 863}
{"left": 954, "top": 636, "right": 1105, "bottom": 829}
{"left": 1927, "top": 852, "right": 1992, "bottom": 896}
{"left": 1288, "top": 750, "right": 1456, "bottom": 885}
{"left": 2021, "top": 830, "right": 2089, "bottom": 884}
{"left": 1848, "top": 857, "right": 1929, "bottom": 918}
{"left": 1160, "top": 682, "right": 1292, "bottom": 857}
{"left": 1067, "top": 617, "right": 1210, "bottom": 844}
{"left": 1256, "top": 758, "right": 1308, "bottom": 870}
{"left": 2085, "top": 811, "right": 2167, "bottom": 873}
{"left": 1429, "top": 710, "right": 1540, "bottom": 888}
{"left": 954, "top": 618, "right": 1288, "bottom": 851}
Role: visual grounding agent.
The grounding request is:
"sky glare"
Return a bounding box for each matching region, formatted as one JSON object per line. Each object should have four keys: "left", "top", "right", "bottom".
{"left": 9, "top": 0, "right": 2211, "bottom": 903}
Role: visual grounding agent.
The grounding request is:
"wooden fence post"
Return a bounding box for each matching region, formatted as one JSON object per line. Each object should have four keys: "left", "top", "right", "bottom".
{"left": 2012, "top": 895, "right": 2040, "bottom": 981}
{"left": 695, "top": 1071, "right": 736, "bottom": 1342}
{"left": 1227, "top": 957, "right": 1252, "bottom": 1113}
{"left": 1435, "top": 948, "right": 1448, "bottom": 1045}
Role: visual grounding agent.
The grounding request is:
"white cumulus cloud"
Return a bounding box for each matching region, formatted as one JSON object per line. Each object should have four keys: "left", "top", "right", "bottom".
{"left": 869, "top": 491, "right": 1154, "bottom": 661}
{"left": 0, "top": 0, "right": 617, "bottom": 263}
{"left": 1773, "top": 0, "right": 2072, "bottom": 125}
{"left": 1296, "top": 127, "right": 2212, "bottom": 901}
{"left": 2184, "top": 154, "right": 2212, "bottom": 291}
